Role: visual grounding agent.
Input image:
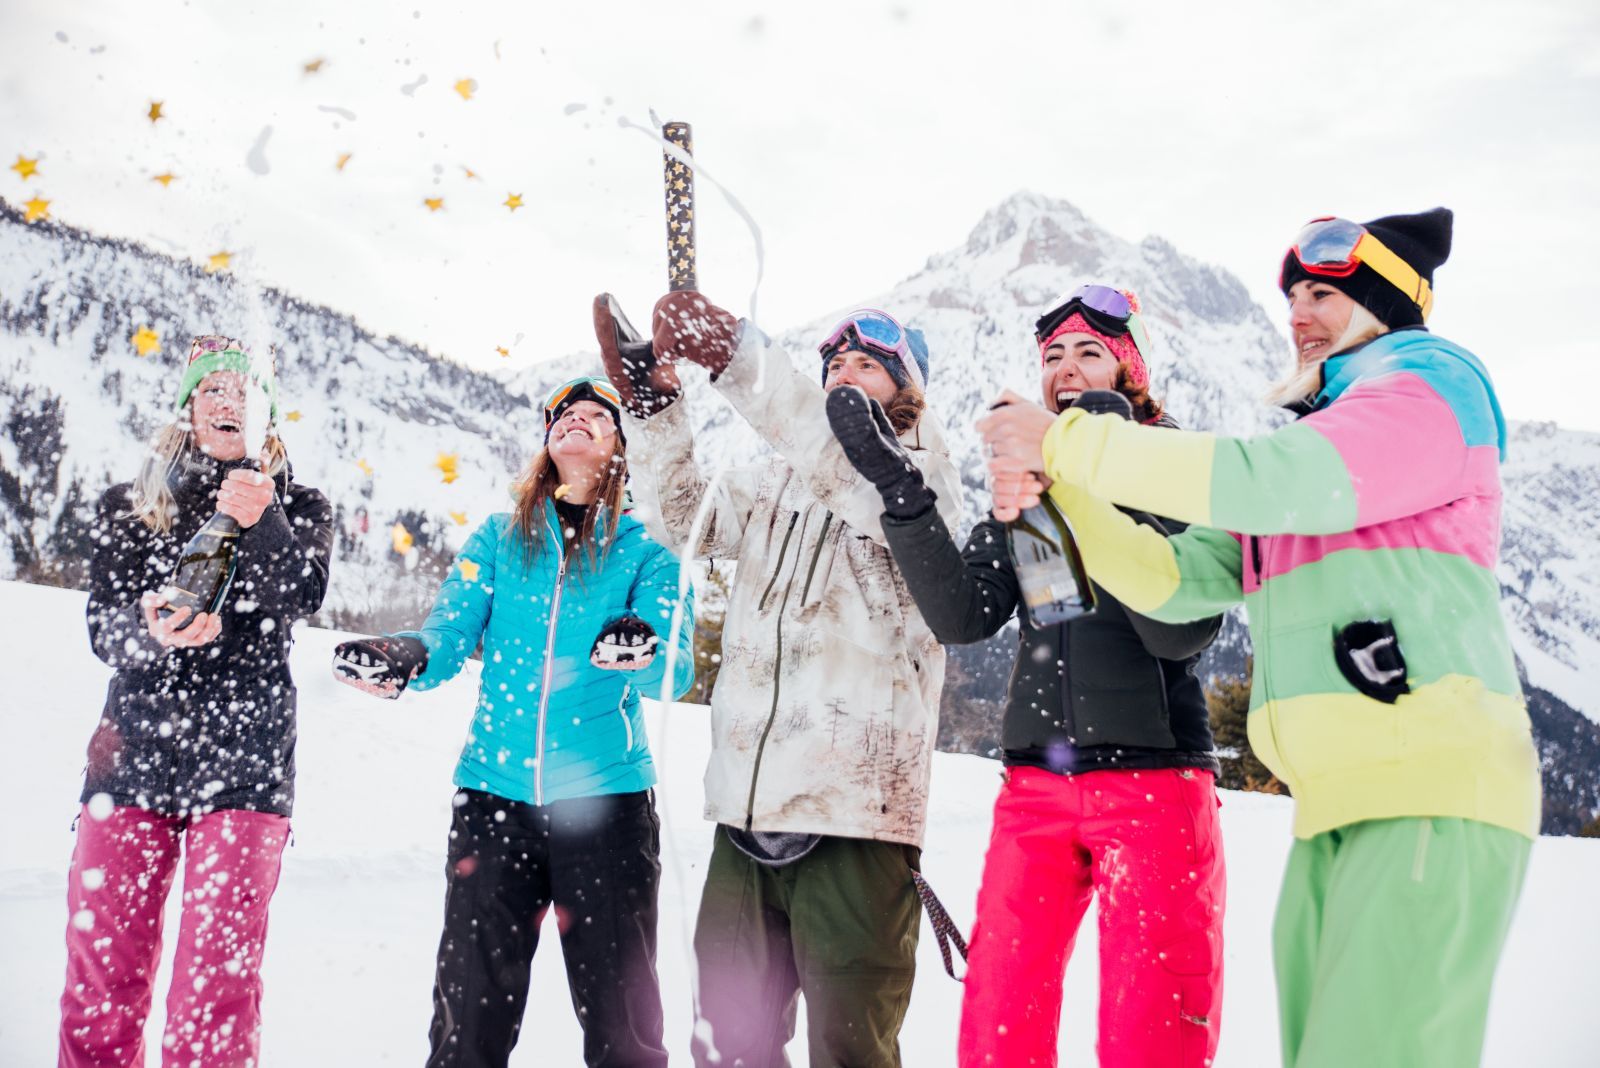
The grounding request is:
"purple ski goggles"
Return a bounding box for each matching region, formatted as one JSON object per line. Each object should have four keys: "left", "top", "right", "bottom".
{"left": 1034, "top": 284, "right": 1152, "bottom": 358}
{"left": 818, "top": 309, "right": 923, "bottom": 389}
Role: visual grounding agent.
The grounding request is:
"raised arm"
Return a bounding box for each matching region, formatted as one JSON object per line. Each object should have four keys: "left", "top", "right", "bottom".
{"left": 399, "top": 516, "right": 502, "bottom": 689}
{"left": 1039, "top": 346, "right": 1504, "bottom": 537}
{"left": 881, "top": 509, "right": 1019, "bottom": 645}
{"left": 1048, "top": 482, "right": 1245, "bottom": 624}
{"left": 234, "top": 482, "right": 334, "bottom": 619}
{"left": 623, "top": 400, "right": 763, "bottom": 562}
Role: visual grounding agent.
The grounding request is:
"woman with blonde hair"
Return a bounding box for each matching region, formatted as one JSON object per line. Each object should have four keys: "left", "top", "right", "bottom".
{"left": 334, "top": 375, "right": 695, "bottom": 1068}
{"left": 60, "top": 334, "right": 334, "bottom": 1067}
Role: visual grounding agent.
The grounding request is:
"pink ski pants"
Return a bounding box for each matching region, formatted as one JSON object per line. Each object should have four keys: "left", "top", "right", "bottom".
{"left": 58, "top": 804, "right": 289, "bottom": 1068}
{"left": 958, "top": 765, "right": 1226, "bottom": 1067}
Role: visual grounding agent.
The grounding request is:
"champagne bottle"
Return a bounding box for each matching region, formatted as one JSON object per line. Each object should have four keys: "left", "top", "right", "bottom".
{"left": 1008, "top": 497, "right": 1095, "bottom": 627}
{"left": 158, "top": 463, "right": 253, "bottom": 627}
{"left": 1005, "top": 389, "right": 1133, "bottom": 628}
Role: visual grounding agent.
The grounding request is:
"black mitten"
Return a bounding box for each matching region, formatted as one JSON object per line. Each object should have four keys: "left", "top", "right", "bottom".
{"left": 591, "top": 615, "right": 660, "bottom": 671}
{"left": 332, "top": 635, "right": 429, "bottom": 700}
{"left": 1071, "top": 389, "right": 1134, "bottom": 420}
{"left": 825, "top": 386, "right": 936, "bottom": 520}
{"left": 594, "top": 293, "right": 682, "bottom": 419}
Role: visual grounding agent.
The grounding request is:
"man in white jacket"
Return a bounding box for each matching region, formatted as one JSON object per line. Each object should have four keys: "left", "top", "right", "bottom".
{"left": 595, "top": 292, "right": 962, "bottom": 1067}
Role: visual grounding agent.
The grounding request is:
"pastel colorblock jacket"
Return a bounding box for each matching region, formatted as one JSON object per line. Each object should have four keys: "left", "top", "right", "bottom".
{"left": 1040, "top": 329, "right": 1540, "bottom": 840}
{"left": 402, "top": 504, "right": 695, "bottom": 807}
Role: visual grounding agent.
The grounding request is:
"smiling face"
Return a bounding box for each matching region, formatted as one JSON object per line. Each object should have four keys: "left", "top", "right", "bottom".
{"left": 1040, "top": 333, "right": 1121, "bottom": 413}
{"left": 1286, "top": 279, "right": 1358, "bottom": 368}
{"left": 546, "top": 399, "right": 619, "bottom": 485}
{"left": 823, "top": 348, "right": 900, "bottom": 409}
{"left": 190, "top": 370, "right": 249, "bottom": 461}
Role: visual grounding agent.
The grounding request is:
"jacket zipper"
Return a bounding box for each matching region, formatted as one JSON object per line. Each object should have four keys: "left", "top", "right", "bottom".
{"left": 759, "top": 512, "right": 800, "bottom": 610}
{"left": 745, "top": 511, "right": 830, "bottom": 829}
{"left": 798, "top": 511, "right": 833, "bottom": 604}
{"left": 535, "top": 519, "right": 569, "bottom": 805}
{"left": 617, "top": 684, "right": 634, "bottom": 752}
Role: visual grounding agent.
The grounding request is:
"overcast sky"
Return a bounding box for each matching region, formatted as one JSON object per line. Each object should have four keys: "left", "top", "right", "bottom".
{"left": 3, "top": 0, "right": 1597, "bottom": 430}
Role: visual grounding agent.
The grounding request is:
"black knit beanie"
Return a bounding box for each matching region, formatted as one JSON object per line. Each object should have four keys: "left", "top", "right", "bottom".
{"left": 1280, "top": 207, "right": 1453, "bottom": 328}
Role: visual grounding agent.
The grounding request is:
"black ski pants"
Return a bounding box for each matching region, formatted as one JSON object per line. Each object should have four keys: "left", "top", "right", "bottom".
{"left": 426, "top": 786, "right": 667, "bottom": 1068}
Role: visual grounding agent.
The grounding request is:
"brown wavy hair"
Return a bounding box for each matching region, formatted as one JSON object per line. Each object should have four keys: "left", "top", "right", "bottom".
{"left": 1114, "top": 363, "right": 1167, "bottom": 425}
{"left": 510, "top": 438, "right": 628, "bottom": 571}
{"left": 884, "top": 381, "right": 926, "bottom": 438}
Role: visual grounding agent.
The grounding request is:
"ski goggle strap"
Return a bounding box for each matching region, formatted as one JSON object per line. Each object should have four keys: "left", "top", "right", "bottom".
{"left": 543, "top": 376, "right": 623, "bottom": 427}
{"left": 818, "top": 309, "right": 924, "bottom": 389}
{"left": 1034, "top": 284, "right": 1152, "bottom": 359}
{"left": 1283, "top": 217, "right": 1434, "bottom": 320}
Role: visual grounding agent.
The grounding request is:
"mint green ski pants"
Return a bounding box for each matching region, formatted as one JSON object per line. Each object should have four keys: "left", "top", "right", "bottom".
{"left": 1274, "top": 816, "right": 1531, "bottom": 1068}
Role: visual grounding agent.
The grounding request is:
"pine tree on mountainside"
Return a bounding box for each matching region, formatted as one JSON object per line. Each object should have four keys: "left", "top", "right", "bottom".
{"left": 1206, "top": 660, "right": 1286, "bottom": 796}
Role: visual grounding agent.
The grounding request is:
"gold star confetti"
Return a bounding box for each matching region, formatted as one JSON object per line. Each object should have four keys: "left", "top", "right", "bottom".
{"left": 303, "top": 58, "right": 326, "bottom": 74}
{"left": 206, "top": 250, "right": 232, "bottom": 273}
{"left": 553, "top": 483, "right": 571, "bottom": 501}
{"left": 11, "top": 155, "right": 39, "bottom": 180}
{"left": 457, "top": 558, "right": 481, "bottom": 582}
{"left": 284, "top": 410, "right": 303, "bottom": 422}
{"left": 495, "top": 346, "right": 510, "bottom": 358}
{"left": 335, "top": 153, "right": 352, "bottom": 171}
{"left": 461, "top": 165, "right": 480, "bottom": 180}
{"left": 392, "top": 522, "right": 414, "bottom": 556}
{"left": 423, "top": 197, "right": 444, "bottom": 212}
{"left": 152, "top": 172, "right": 177, "bottom": 187}
{"left": 454, "top": 78, "right": 477, "bottom": 101}
{"left": 449, "top": 510, "right": 469, "bottom": 526}
{"left": 503, "top": 193, "right": 524, "bottom": 212}
{"left": 147, "top": 101, "right": 165, "bottom": 124}
{"left": 23, "top": 195, "right": 50, "bottom": 222}
{"left": 435, "top": 452, "right": 460, "bottom": 484}
{"left": 356, "top": 458, "right": 374, "bottom": 477}
{"left": 131, "top": 326, "right": 160, "bottom": 356}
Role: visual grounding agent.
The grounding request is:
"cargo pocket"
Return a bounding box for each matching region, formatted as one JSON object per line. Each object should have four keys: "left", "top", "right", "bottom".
{"left": 1157, "top": 928, "right": 1221, "bottom": 1064}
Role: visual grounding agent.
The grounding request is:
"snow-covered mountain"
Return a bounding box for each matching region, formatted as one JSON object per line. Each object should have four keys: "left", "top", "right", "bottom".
{"left": 3, "top": 191, "right": 1596, "bottom": 831}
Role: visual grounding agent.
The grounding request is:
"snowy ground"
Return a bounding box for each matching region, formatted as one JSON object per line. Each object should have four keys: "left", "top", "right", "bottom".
{"left": 2, "top": 579, "right": 1596, "bottom": 1065}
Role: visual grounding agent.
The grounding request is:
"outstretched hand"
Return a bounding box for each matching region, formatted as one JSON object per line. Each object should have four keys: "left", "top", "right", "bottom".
{"left": 593, "top": 293, "right": 681, "bottom": 419}
{"left": 652, "top": 291, "right": 739, "bottom": 379}
{"left": 332, "top": 635, "right": 429, "bottom": 700}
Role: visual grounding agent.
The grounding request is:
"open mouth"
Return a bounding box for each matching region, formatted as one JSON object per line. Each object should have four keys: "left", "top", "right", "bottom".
{"left": 211, "top": 420, "right": 241, "bottom": 434}
{"left": 1055, "top": 389, "right": 1083, "bottom": 409}
{"left": 559, "top": 426, "right": 594, "bottom": 441}
{"left": 1298, "top": 338, "right": 1329, "bottom": 360}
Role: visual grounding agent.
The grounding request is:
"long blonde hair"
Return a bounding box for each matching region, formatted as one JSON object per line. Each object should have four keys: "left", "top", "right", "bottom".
{"left": 510, "top": 438, "right": 628, "bottom": 570}
{"left": 126, "top": 423, "right": 289, "bottom": 533}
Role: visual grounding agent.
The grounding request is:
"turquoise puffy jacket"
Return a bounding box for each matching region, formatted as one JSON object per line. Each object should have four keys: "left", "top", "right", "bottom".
{"left": 402, "top": 503, "right": 695, "bottom": 806}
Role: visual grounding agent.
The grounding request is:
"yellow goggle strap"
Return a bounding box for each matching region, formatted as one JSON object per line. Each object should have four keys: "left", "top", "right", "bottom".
{"left": 1354, "top": 232, "right": 1434, "bottom": 321}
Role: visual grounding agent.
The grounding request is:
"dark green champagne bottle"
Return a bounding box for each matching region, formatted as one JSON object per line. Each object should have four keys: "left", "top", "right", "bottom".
{"left": 158, "top": 463, "right": 257, "bottom": 627}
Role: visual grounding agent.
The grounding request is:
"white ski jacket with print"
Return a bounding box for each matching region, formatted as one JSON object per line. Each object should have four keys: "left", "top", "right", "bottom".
{"left": 625, "top": 325, "right": 963, "bottom": 847}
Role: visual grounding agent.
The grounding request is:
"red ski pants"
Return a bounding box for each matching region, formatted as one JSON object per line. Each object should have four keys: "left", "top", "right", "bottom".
{"left": 958, "top": 766, "right": 1226, "bottom": 1067}
{"left": 58, "top": 804, "right": 289, "bottom": 1068}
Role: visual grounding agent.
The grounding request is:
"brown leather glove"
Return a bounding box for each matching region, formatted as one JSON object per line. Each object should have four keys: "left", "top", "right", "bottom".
{"left": 652, "top": 291, "right": 740, "bottom": 379}
{"left": 594, "top": 293, "right": 681, "bottom": 419}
